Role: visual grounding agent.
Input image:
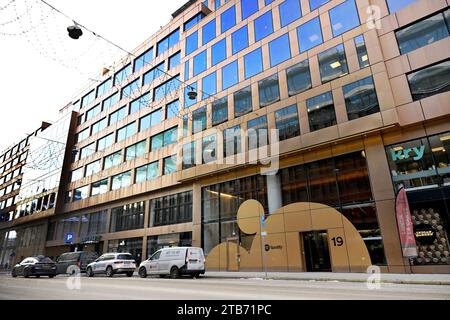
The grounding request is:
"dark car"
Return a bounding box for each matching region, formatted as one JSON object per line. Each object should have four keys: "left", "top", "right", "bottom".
{"left": 12, "top": 256, "right": 57, "bottom": 278}
{"left": 56, "top": 251, "right": 99, "bottom": 275}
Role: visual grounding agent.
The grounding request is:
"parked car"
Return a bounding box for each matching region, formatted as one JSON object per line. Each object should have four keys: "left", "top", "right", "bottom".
{"left": 11, "top": 256, "right": 57, "bottom": 278}
{"left": 86, "top": 253, "right": 136, "bottom": 277}
{"left": 56, "top": 251, "right": 99, "bottom": 275}
{"left": 138, "top": 247, "right": 205, "bottom": 279}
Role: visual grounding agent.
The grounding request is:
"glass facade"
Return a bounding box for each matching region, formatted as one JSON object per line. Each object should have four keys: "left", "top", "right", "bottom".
{"left": 247, "top": 115, "right": 268, "bottom": 150}
{"left": 224, "top": 125, "right": 242, "bottom": 157}
{"left": 386, "top": 0, "right": 417, "bottom": 13}
{"left": 135, "top": 162, "right": 159, "bottom": 183}
{"left": 182, "top": 142, "right": 196, "bottom": 170}
{"left": 212, "top": 39, "right": 227, "bottom": 66}
{"left": 202, "top": 72, "right": 217, "bottom": 100}
{"left": 192, "top": 106, "right": 207, "bottom": 134}
{"left": 202, "top": 175, "right": 268, "bottom": 254}
{"left": 241, "top": 0, "right": 259, "bottom": 20}
{"left": 355, "top": 35, "right": 369, "bottom": 68}
{"left": 386, "top": 131, "right": 450, "bottom": 266}
{"left": 202, "top": 134, "right": 217, "bottom": 164}
{"left": 193, "top": 50, "right": 207, "bottom": 76}
{"left": 150, "top": 191, "right": 193, "bottom": 227}
{"left": 108, "top": 237, "right": 143, "bottom": 266}
{"left": 110, "top": 201, "right": 145, "bottom": 233}
{"left": 202, "top": 19, "right": 216, "bottom": 45}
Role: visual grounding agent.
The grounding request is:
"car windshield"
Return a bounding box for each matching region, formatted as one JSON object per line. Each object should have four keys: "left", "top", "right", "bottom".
{"left": 117, "top": 254, "right": 133, "bottom": 260}
{"left": 36, "top": 256, "right": 54, "bottom": 263}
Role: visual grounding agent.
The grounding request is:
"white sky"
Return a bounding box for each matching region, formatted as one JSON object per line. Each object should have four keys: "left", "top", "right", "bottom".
{"left": 0, "top": 0, "right": 187, "bottom": 152}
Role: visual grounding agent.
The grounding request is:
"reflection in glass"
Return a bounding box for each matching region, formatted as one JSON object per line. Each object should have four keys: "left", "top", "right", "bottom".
{"left": 343, "top": 76, "right": 379, "bottom": 120}
{"left": 286, "top": 60, "right": 312, "bottom": 96}
{"left": 318, "top": 44, "right": 348, "bottom": 83}
{"left": 407, "top": 60, "right": 450, "bottom": 101}
{"left": 306, "top": 91, "right": 336, "bottom": 131}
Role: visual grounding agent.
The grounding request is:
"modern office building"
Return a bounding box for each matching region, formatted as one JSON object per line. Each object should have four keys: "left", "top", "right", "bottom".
{"left": 2, "top": 0, "right": 450, "bottom": 273}
{"left": 0, "top": 122, "right": 51, "bottom": 268}
{"left": 0, "top": 107, "right": 78, "bottom": 267}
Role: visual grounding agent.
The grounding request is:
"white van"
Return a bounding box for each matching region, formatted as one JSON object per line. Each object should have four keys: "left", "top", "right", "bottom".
{"left": 138, "top": 247, "right": 205, "bottom": 278}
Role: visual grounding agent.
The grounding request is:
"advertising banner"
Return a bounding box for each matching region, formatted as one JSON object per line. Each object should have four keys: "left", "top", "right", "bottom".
{"left": 395, "top": 187, "right": 418, "bottom": 257}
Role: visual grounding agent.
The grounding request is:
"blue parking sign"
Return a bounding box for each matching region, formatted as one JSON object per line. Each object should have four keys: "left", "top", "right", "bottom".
{"left": 65, "top": 233, "right": 74, "bottom": 244}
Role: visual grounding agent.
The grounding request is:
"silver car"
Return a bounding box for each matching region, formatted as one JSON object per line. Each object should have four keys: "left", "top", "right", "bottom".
{"left": 86, "top": 253, "right": 136, "bottom": 277}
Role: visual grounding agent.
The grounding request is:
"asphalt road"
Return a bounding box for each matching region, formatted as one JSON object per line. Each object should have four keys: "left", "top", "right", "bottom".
{"left": 0, "top": 273, "right": 449, "bottom": 300}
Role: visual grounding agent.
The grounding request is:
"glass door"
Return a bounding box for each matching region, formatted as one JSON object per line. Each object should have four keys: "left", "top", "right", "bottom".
{"left": 302, "top": 231, "right": 332, "bottom": 272}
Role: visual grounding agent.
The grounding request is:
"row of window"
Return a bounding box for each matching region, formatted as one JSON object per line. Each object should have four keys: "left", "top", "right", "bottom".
{"left": 185, "top": 0, "right": 360, "bottom": 76}
{"left": 0, "top": 137, "right": 28, "bottom": 166}
{"left": 77, "top": 58, "right": 181, "bottom": 130}
{"left": 67, "top": 158, "right": 178, "bottom": 203}
{"left": 186, "top": 29, "right": 368, "bottom": 109}
{"left": 51, "top": 191, "right": 192, "bottom": 238}
{"left": 0, "top": 152, "right": 26, "bottom": 179}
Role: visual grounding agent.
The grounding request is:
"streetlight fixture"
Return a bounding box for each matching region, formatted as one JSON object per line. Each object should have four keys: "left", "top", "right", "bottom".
{"left": 67, "top": 22, "right": 83, "bottom": 40}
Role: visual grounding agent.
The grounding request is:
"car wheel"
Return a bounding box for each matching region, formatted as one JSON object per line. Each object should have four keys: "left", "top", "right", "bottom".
{"left": 11, "top": 270, "right": 17, "bottom": 278}
{"left": 24, "top": 269, "right": 30, "bottom": 278}
{"left": 106, "top": 266, "right": 114, "bottom": 278}
{"left": 86, "top": 267, "right": 94, "bottom": 278}
{"left": 170, "top": 266, "right": 179, "bottom": 279}
{"left": 139, "top": 267, "right": 147, "bottom": 278}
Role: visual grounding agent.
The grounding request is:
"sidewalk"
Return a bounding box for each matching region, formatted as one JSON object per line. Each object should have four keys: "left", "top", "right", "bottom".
{"left": 204, "top": 271, "right": 450, "bottom": 285}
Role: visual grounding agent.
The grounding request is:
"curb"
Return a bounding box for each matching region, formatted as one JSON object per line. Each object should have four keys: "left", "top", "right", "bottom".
{"left": 203, "top": 275, "right": 450, "bottom": 286}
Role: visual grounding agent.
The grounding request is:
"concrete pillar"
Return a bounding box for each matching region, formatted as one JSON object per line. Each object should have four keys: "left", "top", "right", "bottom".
{"left": 266, "top": 174, "right": 282, "bottom": 214}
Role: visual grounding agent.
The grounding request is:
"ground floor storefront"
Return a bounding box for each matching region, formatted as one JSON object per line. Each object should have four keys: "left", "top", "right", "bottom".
{"left": 2, "top": 121, "right": 449, "bottom": 273}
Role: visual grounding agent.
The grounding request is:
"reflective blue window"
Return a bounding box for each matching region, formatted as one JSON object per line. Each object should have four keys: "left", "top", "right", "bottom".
{"left": 232, "top": 26, "right": 249, "bottom": 54}
{"left": 254, "top": 10, "right": 274, "bottom": 42}
{"left": 329, "top": 0, "right": 360, "bottom": 37}
{"left": 157, "top": 29, "right": 180, "bottom": 56}
{"left": 269, "top": 33, "right": 291, "bottom": 67}
{"left": 166, "top": 100, "right": 179, "bottom": 119}
{"left": 153, "top": 76, "right": 181, "bottom": 102}
{"left": 212, "top": 39, "right": 227, "bottom": 66}
{"left": 130, "top": 92, "right": 151, "bottom": 114}
{"left": 202, "top": 19, "right": 216, "bottom": 45}
{"left": 309, "top": 0, "right": 328, "bottom": 10}
{"left": 193, "top": 50, "right": 207, "bottom": 77}
{"left": 114, "top": 65, "right": 132, "bottom": 85}
{"left": 143, "top": 62, "right": 165, "bottom": 86}
{"left": 134, "top": 47, "right": 153, "bottom": 72}
{"left": 297, "top": 17, "right": 323, "bottom": 53}
{"left": 184, "top": 12, "right": 206, "bottom": 31}
{"left": 386, "top": 0, "right": 416, "bottom": 13}
{"left": 97, "top": 78, "right": 112, "bottom": 98}
{"left": 221, "top": 5, "right": 236, "bottom": 33}
{"left": 222, "top": 60, "right": 239, "bottom": 90}
{"left": 186, "top": 32, "right": 198, "bottom": 56}
{"left": 241, "top": 0, "right": 259, "bottom": 20}
{"left": 202, "top": 72, "right": 217, "bottom": 100}
{"left": 265, "top": 0, "right": 275, "bottom": 4}
{"left": 279, "top": 0, "right": 302, "bottom": 27}
{"left": 102, "top": 92, "right": 119, "bottom": 110}
{"left": 215, "top": 0, "right": 221, "bottom": 10}
{"left": 169, "top": 52, "right": 181, "bottom": 69}
{"left": 184, "top": 61, "right": 190, "bottom": 81}
{"left": 121, "top": 79, "right": 140, "bottom": 99}
{"left": 185, "top": 82, "right": 198, "bottom": 108}
{"left": 244, "top": 48, "right": 263, "bottom": 79}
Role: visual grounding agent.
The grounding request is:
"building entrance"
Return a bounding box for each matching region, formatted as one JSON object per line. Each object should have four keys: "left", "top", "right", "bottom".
{"left": 302, "top": 231, "right": 332, "bottom": 272}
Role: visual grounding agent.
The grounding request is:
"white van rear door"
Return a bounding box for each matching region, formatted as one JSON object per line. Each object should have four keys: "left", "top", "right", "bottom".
{"left": 186, "top": 248, "right": 204, "bottom": 270}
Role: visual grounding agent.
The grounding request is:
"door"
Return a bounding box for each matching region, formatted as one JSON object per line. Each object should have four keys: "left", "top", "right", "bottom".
{"left": 302, "top": 231, "right": 332, "bottom": 272}
{"left": 226, "top": 238, "right": 239, "bottom": 272}
{"left": 147, "top": 251, "right": 161, "bottom": 274}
